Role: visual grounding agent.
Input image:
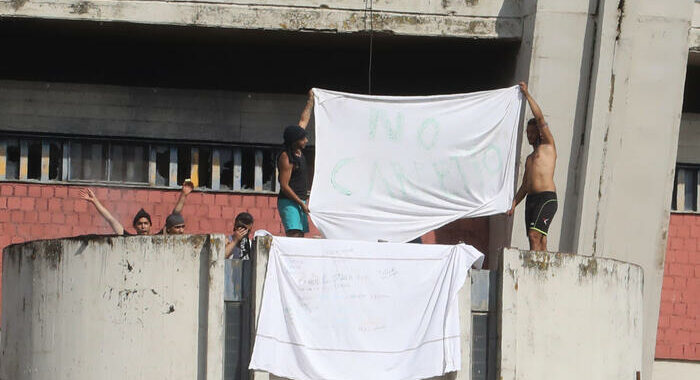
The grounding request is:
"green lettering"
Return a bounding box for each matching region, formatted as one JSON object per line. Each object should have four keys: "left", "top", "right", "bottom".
{"left": 418, "top": 118, "right": 439, "bottom": 150}
{"left": 330, "top": 158, "right": 355, "bottom": 196}
{"left": 369, "top": 109, "right": 404, "bottom": 141}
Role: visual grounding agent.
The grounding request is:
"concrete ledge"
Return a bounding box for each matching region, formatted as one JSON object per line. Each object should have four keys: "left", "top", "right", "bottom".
{"left": 0, "top": 0, "right": 522, "bottom": 39}
{"left": 653, "top": 360, "right": 700, "bottom": 380}
{"left": 498, "top": 249, "right": 644, "bottom": 380}
{"left": 690, "top": 28, "right": 700, "bottom": 52}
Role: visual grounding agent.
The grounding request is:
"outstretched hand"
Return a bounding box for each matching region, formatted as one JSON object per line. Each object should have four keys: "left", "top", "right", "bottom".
{"left": 79, "top": 188, "right": 97, "bottom": 203}
{"left": 518, "top": 81, "right": 528, "bottom": 94}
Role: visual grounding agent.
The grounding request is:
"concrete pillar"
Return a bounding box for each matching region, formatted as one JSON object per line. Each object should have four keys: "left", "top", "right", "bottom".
{"left": 1, "top": 235, "right": 227, "bottom": 380}
{"left": 497, "top": 249, "right": 644, "bottom": 379}
{"left": 509, "top": 0, "right": 600, "bottom": 253}
{"left": 571, "top": 1, "right": 693, "bottom": 376}
{"left": 508, "top": 1, "right": 693, "bottom": 376}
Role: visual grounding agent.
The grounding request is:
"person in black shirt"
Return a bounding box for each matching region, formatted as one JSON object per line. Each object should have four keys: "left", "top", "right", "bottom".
{"left": 225, "top": 212, "right": 254, "bottom": 259}
{"left": 277, "top": 89, "right": 313, "bottom": 237}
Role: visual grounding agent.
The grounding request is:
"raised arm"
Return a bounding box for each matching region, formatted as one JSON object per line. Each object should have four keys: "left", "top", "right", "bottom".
{"left": 278, "top": 152, "right": 310, "bottom": 214}
{"left": 297, "top": 89, "right": 314, "bottom": 129}
{"left": 519, "top": 82, "right": 555, "bottom": 147}
{"left": 172, "top": 179, "right": 193, "bottom": 214}
{"left": 80, "top": 188, "right": 124, "bottom": 235}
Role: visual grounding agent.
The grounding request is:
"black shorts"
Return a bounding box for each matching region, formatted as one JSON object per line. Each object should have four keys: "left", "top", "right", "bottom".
{"left": 525, "top": 191, "right": 558, "bottom": 235}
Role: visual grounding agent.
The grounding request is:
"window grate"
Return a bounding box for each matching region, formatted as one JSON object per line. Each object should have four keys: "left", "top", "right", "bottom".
{"left": 0, "top": 135, "right": 310, "bottom": 194}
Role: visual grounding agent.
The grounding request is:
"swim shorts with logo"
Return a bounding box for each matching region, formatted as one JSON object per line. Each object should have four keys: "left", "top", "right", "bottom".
{"left": 525, "top": 191, "right": 558, "bottom": 235}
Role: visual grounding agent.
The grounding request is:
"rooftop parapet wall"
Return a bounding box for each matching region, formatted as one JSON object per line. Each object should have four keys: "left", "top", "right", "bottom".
{"left": 0, "top": 0, "right": 522, "bottom": 39}
{"left": 1, "top": 234, "right": 227, "bottom": 380}
{"left": 498, "top": 248, "right": 644, "bottom": 380}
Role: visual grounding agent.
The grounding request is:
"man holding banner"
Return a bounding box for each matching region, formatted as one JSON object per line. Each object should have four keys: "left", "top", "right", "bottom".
{"left": 277, "top": 89, "right": 314, "bottom": 237}
{"left": 507, "top": 82, "right": 558, "bottom": 251}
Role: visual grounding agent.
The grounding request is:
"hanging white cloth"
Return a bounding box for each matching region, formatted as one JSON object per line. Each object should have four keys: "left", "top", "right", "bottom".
{"left": 309, "top": 86, "right": 522, "bottom": 242}
{"left": 249, "top": 236, "right": 484, "bottom": 380}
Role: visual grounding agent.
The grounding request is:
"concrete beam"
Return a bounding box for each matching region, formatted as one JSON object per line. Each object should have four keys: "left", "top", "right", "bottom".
{"left": 0, "top": 0, "right": 522, "bottom": 39}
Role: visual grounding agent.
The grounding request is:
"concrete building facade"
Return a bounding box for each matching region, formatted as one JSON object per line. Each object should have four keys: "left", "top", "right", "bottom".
{"left": 1, "top": 0, "right": 699, "bottom": 378}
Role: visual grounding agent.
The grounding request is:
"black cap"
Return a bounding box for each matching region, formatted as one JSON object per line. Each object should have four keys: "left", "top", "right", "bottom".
{"left": 132, "top": 208, "right": 152, "bottom": 227}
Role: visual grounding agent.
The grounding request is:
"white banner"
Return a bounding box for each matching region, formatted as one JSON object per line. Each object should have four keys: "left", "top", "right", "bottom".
{"left": 249, "top": 236, "right": 484, "bottom": 380}
{"left": 309, "top": 86, "right": 522, "bottom": 242}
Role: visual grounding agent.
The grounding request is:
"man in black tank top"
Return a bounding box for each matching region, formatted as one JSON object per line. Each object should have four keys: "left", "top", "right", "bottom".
{"left": 277, "top": 90, "right": 314, "bottom": 237}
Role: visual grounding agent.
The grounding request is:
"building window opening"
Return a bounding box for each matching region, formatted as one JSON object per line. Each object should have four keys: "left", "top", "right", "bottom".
{"left": 672, "top": 164, "right": 700, "bottom": 213}
{"left": 177, "top": 147, "right": 191, "bottom": 186}
{"left": 5, "top": 139, "right": 20, "bottom": 180}
{"left": 241, "top": 148, "right": 255, "bottom": 191}
{"left": 48, "top": 142, "right": 63, "bottom": 180}
{"left": 27, "top": 140, "right": 42, "bottom": 180}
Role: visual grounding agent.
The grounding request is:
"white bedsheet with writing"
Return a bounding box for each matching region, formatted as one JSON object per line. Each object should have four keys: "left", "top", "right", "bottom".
{"left": 249, "top": 236, "right": 484, "bottom": 380}
{"left": 309, "top": 86, "right": 522, "bottom": 242}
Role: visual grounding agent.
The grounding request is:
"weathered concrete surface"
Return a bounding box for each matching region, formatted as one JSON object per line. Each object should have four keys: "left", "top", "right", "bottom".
{"left": 0, "top": 234, "right": 226, "bottom": 380}
{"left": 693, "top": 1, "right": 700, "bottom": 51}
{"left": 653, "top": 360, "right": 700, "bottom": 380}
{"left": 0, "top": 0, "right": 521, "bottom": 39}
{"left": 504, "top": 0, "right": 693, "bottom": 376}
{"left": 498, "top": 248, "right": 643, "bottom": 380}
{"left": 250, "top": 236, "right": 474, "bottom": 380}
{"left": 677, "top": 113, "right": 700, "bottom": 164}
{"left": 569, "top": 1, "right": 693, "bottom": 376}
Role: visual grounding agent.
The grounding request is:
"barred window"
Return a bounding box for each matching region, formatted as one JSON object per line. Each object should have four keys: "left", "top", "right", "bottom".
{"left": 672, "top": 164, "right": 700, "bottom": 212}
{"left": 0, "top": 135, "right": 308, "bottom": 194}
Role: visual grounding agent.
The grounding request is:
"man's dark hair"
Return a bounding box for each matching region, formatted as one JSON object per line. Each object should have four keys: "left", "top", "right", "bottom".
{"left": 281, "top": 125, "right": 306, "bottom": 169}
{"left": 527, "top": 117, "right": 537, "bottom": 126}
{"left": 235, "top": 212, "right": 254, "bottom": 226}
{"left": 132, "top": 208, "right": 152, "bottom": 227}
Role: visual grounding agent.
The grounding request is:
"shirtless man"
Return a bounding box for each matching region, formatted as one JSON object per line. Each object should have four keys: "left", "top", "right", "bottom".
{"left": 507, "top": 82, "right": 558, "bottom": 251}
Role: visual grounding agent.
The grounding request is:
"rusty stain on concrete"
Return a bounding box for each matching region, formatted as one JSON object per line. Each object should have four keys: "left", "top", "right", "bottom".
{"left": 70, "top": 1, "right": 95, "bottom": 15}
{"left": 441, "top": 0, "right": 478, "bottom": 8}
{"left": 209, "top": 236, "right": 223, "bottom": 253}
{"left": 261, "top": 235, "right": 272, "bottom": 250}
{"left": 520, "top": 250, "right": 562, "bottom": 272}
{"left": 10, "top": 0, "right": 28, "bottom": 11}
{"left": 615, "top": 0, "right": 626, "bottom": 42}
{"left": 44, "top": 240, "right": 62, "bottom": 270}
{"left": 578, "top": 258, "right": 598, "bottom": 279}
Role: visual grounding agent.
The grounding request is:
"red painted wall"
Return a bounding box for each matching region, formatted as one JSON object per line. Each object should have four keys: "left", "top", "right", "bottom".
{"left": 656, "top": 213, "right": 700, "bottom": 361}
{"left": 0, "top": 182, "right": 489, "bottom": 317}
